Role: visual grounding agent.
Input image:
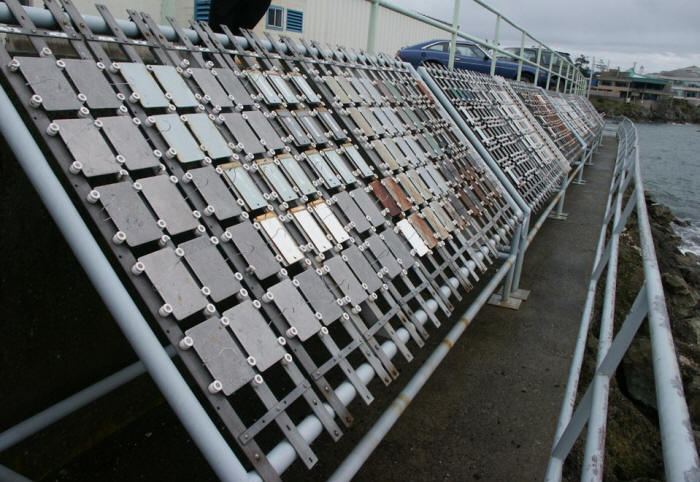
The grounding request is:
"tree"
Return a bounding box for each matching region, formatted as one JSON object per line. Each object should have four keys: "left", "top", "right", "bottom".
{"left": 575, "top": 55, "right": 591, "bottom": 77}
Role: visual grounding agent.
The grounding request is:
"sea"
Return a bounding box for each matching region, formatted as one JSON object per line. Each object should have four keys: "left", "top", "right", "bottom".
{"left": 635, "top": 123, "right": 700, "bottom": 257}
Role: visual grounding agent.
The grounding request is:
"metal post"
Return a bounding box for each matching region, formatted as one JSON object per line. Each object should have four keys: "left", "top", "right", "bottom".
{"left": 533, "top": 45, "right": 542, "bottom": 86}
{"left": 545, "top": 50, "right": 554, "bottom": 90}
{"left": 573, "top": 151, "right": 586, "bottom": 185}
{"left": 516, "top": 31, "right": 525, "bottom": 81}
{"left": 488, "top": 224, "right": 522, "bottom": 309}
{"left": 556, "top": 61, "right": 563, "bottom": 91}
{"left": 366, "top": 0, "right": 379, "bottom": 54}
{"left": 447, "top": 0, "right": 461, "bottom": 70}
{"left": 587, "top": 56, "right": 595, "bottom": 98}
{"left": 549, "top": 175, "right": 568, "bottom": 220}
{"left": 0, "top": 86, "right": 249, "bottom": 482}
{"left": 489, "top": 14, "right": 500, "bottom": 76}
{"left": 563, "top": 64, "right": 570, "bottom": 93}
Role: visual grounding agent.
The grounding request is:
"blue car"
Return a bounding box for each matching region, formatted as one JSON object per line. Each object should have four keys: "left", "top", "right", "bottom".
{"left": 398, "top": 39, "right": 547, "bottom": 86}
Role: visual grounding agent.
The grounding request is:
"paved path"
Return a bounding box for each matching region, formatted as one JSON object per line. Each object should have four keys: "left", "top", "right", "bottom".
{"left": 344, "top": 136, "right": 618, "bottom": 482}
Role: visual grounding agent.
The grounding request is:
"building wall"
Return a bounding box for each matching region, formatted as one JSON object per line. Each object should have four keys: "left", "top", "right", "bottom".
{"left": 252, "top": 0, "right": 449, "bottom": 55}
{"left": 69, "top": 0, "right": 192, "bottom": 25}
{"left": 67, "top": 0, "right": 450, "bottom": 56}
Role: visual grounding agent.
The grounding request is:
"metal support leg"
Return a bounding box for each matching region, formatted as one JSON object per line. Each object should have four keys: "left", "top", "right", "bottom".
{"left": 573, "top": 152, "right": 587, "bottom": 185}
{"left": 488, "top": 224, "right": 522, "bottom": 309}
{"left": 549, "top": 176, "right": 569, "bottom": 220}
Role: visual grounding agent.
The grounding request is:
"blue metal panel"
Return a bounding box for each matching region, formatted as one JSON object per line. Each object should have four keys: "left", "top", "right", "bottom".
{"left": 193, "top": 0, "right": 210, "bottom": 22}
{"left": 286, "top": 9, "right": 303, "bottom": 33}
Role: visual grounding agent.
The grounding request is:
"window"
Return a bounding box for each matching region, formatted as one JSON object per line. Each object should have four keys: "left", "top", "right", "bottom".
{"left": 266, "top": 5, "right": 284, "bottom": 30}
{"left": 286, "top": 9, "right": 304, "bottom": 33}
{"left": 455, "top": 44, "right": 484, "bottom": 58}
{"left": 193, "top": 0, "right": 211, "bottom": 22}
{"left": 424, "top": 42, "right": 447, "bottom": 52}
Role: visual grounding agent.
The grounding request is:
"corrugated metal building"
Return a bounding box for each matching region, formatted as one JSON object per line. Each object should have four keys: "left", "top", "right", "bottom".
{"left": 66, "top": 0, "right": 447, "bottom": 56}
{"left": 250, "top": 0, "right": 448, "bottom": 55}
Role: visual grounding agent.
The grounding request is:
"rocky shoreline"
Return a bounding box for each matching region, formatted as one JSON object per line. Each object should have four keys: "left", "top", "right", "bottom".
{"left": 564, "top": 195, "right": 699, "bottom": 481}
{"left": 590, "top": 97, "right": 700, "bottom": 123}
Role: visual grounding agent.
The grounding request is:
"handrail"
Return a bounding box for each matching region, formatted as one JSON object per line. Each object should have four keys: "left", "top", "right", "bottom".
{"left": 544, "top": 119, "right": 699, "bottom": 481}
{"left": 364, "top": 0, "right": 585, "bottom": 94}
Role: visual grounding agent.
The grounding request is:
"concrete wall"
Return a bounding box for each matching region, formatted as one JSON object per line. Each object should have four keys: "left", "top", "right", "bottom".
{"left": 252, "top": 0, "right": 449, "bottom": 55}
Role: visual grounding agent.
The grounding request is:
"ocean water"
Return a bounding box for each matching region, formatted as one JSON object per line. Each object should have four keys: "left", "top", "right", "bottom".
{"left": 635, "top": 123, "right": 700, "bottom": 256}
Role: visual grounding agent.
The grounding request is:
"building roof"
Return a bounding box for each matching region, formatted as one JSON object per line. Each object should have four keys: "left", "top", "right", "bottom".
{"left": 655, "top": 65, "right": 700, "bottom": 80}
{"left": 596, "top": 68, "right": 668, "bottom": 85}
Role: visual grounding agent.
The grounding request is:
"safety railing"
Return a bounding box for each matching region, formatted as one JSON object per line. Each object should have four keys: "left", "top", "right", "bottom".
{"left": 365, "top": 0, "right": 587, "bottom": 95}
{"left": 544, "top": 119, "right": 699, "bottom": 481}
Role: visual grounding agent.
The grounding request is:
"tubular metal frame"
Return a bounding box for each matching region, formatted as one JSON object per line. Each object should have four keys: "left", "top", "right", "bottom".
{"left": 545, "top": 119, "right": 699, "bottom": 482}
{"left": 0, "top": 3, "right": 604, "bottom": 481}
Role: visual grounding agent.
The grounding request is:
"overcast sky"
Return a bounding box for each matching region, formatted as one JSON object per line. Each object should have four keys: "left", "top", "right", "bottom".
{"left": 390, "top": 0, "right": 700, "bottom": 74}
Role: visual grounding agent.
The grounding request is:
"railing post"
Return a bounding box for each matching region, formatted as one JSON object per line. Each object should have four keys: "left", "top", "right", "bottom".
{"left": 516, "top": 31, "right": 525, "bottom": 81}
{"left": 549, "top": 175, "right": 568, "bottom": 220}
{"left": 573, "top": 151, "right": 587, "bottom": 185}
{"left": 366, "top": 0, "right": 379, "bottom": 54}
{"left": 489, "top": 14, "right": 500, "bottom": 76}
{"left": 533, "top": 45, "right": 542, "bottom": 86}
{"left": 555, "top": 60, "right": 563, "bottom": 92}
{"left": 545, "top": 50, "right": 554, "bottom": 90}
{"left": 447, "top": 0, "right": 461, "bottom": 70}
{"left": 587, "top": 56, "right": 595, "bottom": 98}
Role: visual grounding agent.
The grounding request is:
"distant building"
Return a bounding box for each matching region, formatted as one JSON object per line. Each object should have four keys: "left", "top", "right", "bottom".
{"left": 590, "top": 68, "right": 669, "bottom": 104}
{"left": 654, "top": 66, "right": 700, "bottom": 105}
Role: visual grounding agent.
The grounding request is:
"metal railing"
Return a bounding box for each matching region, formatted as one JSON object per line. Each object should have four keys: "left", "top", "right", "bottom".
{"left": 545, "top": 119, "right": 699, "bottom": 481}
{"left": 365, "top": 0, "right": 587, "bottom": 94}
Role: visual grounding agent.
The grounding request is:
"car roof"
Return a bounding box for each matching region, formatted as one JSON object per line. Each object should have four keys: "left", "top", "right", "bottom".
{"left": 403, "top": 39, "right": 477, "bottom": 49}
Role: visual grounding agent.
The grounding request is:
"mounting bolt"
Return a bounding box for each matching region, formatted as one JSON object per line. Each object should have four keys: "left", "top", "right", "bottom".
{"left": 112, "top": 231, "right": 127, "bottom": 245}
{"left": 46, "top": 122, "right": 60, "bottom": 136}
{"left": 179, "top": 336, "right": 194, "bottom": 350}
{"left": 158, "top": 303, "right": 173, "bottom": 317}
{"left": 86, "top": 189, "right": 100, "bottom": 204}
{"left": 251, "top": 374, "right": 263, "bottom": 387}
{"left": 286, "top": 326, "right": 298, "bottom": 338}
{"left": 29, "top": 94, "right": 43, "bottom": 108}
{"left": 208, "top": 380, "right": 223, "bottom": 394}
{"left": 131, "top": 261, "right": 145, "bottom": 275}
{"left": 69, "top": 161, "right": 83, "bottom": 174}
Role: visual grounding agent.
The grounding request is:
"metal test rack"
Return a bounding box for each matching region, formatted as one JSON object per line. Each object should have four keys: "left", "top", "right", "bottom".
{"left": 0, "top": 2, "right": 601, "bottom": 480}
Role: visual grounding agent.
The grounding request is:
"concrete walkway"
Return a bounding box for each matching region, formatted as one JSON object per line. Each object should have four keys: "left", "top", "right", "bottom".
{"left": 342, "top": 136, "right": 618, "bottom": 481}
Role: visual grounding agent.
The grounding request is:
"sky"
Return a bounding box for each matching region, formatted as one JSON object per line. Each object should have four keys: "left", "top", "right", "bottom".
{"left": 389, "top": 0, "right": 700, "bottom": 74}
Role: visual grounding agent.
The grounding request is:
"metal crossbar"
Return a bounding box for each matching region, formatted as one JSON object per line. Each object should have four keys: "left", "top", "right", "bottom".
{"left": 545, "top": 119, "right": 699, "bottom": 481}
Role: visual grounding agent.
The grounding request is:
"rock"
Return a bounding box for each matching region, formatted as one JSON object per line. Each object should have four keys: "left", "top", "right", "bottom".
{"left": 621, "top": 337, "right": 657, "bottom": 410}
{"left": 662, "top": 272, "right": 691, "bottom": 296}
{"left": 675, "top": 316, "right": 700, "bottom": 346}
{"left": 649, "top": 204, "right": 674, "bottom": 224}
